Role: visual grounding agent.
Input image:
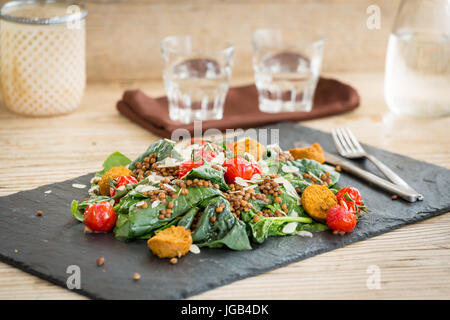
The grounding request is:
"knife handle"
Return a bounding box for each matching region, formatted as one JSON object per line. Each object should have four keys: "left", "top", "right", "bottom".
{"left": 336, "top": 160, "right": 424, "bottom": 202}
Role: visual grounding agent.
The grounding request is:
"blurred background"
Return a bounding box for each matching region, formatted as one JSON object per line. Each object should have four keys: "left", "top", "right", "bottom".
{"left": 0, "top": 0, "right": 401, "bottom": 82}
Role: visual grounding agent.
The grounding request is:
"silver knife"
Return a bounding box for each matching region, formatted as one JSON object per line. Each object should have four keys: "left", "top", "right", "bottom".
{"left": 294, "top": 141, "right": 424, "bottom": 202}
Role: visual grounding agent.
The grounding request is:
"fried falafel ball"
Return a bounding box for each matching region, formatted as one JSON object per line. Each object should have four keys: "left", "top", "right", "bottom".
{"left": 289, "top": 143, "right": 325, "bottom": 164}
{"left": 147, "top": 226, "right": 192, "bottom": 259}
{"left": 98, "top": 166, "right": 133, "bottom": 196}
{"left": 301, "top": 184, "right": 337, "bottom": 222}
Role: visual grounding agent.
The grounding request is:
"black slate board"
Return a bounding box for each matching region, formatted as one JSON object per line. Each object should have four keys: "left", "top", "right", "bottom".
{"left": 0, "top": 122, "right": 449, "bottom": 300}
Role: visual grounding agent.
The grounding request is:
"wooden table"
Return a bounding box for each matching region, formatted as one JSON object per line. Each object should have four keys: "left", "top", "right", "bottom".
{"left": 0, "top": 72, "right": 449, "bottom": 299}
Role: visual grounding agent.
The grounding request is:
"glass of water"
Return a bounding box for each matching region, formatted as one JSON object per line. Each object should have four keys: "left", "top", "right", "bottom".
{"left": 384, "top": 0, "right": 450, "bottom": 117}
{"left": 161, "top": 35, "right": 234, "bottom": 123}
{"left": 252, "top": 28, "right": 324, "bottom": 113}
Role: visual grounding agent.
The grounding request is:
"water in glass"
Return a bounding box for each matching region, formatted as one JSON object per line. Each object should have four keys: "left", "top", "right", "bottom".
{"left": 252, "top": 28, "right": 324, "bottom": 113}
{"left": 161, "top": 36, "right": 233, "bottom": 124}
{"left": 164, "top": 58, "right": 229, "bottom": 123}
{"left": 385, "top": 31, "right": 450, "bottom": 117}
{"left": 254, "top": 51, "right": 318, "bottom": 113}
{"left": 384, "top": 0, "right": 450, "bottom": 117}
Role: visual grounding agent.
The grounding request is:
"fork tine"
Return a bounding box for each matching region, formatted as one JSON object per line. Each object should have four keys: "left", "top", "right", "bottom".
{"left": 345, "top": 127, "right": 365, "bottom": 153}
{"left": 336, "top": 127, "right": 352, "bottom": 154}
{"left": 331, "top": 128, "right": 347, "bottom": 155}
{"left": 339, "top": 127, "right": 358, "bottom": 153}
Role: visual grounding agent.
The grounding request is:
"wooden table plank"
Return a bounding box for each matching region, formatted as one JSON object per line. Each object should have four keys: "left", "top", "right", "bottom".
{"left": 0, "top": 72, "right": 449, "bottom": 299}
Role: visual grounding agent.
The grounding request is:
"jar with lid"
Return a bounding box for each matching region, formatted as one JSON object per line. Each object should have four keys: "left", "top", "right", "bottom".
{"left": 0, "top": 0, "right": 87, "bottom": 116}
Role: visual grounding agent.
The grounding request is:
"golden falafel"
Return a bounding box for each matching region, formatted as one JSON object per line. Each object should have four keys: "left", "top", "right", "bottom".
{"left": 147, "top": 226, "right": 193, "bottom": 259}
{"left": 301, "top": 184, "right": 337, "bottom": 222}
{"left": 289, "top": 143, "right": 325, "bottom": 164}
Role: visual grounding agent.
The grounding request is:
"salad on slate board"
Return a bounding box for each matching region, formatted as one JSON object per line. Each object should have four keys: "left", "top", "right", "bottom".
{"left": 71, "top": 137, "right": 367, "bottom": 263}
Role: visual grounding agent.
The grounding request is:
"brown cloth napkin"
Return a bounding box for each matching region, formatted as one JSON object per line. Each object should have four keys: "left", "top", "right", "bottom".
{"left": 117, "top": 77, "right": 360, "bottom": 138}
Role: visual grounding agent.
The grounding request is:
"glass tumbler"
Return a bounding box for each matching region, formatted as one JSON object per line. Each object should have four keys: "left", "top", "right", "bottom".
{"left": 0, "top": 0, "right": 87, "bottom": 116}
{"left": 161, "top": 35, "right": 234, "bottom": 124}
{"left": 252, "top": 28, "right": 324, "bottom": 113}
{"left": 384, "top": 0, "right": 450, "bottom": 117}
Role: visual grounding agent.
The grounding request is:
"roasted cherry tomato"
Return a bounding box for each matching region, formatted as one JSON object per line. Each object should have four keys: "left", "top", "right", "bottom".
{"left": 110, "top": 175, "right": 138, "bottom": 198}
{"left": 326, "top": 205, "right": 357, "bottom": 233}
{"left": 84, "top": 202, "right": 117, "bottom": 232}
{"left": 190, "top": 137, "right": 209, "bottom": 145}
{"left": 194, "top": 149, "right": 217, "bottom": 162}
{"left": 336, "top": 187, "right": 365, "bottom": 213}
{"left": 222, "top": 157, "right": 262, "bottom": 184}
{"left": 178, "top": 160, "right": 204, "bottom": 178}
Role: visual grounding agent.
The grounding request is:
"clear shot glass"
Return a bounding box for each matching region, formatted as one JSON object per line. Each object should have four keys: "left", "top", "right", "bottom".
{"left": 252, "top": 28, "right": 324, "bottom": 113}
{"left": 161, "top": 35, "right": 234, "bottom": 124}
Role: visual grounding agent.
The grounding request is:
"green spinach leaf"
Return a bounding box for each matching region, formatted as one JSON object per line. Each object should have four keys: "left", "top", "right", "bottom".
{"left": 283, "top": 159, "right": 340, "bottom": 186}
{"left": 71, "top": 200, "right": 84, "bottom": 222}
{"left": 297, "top": 222, "right": 330, "bottom": 232}
{"left": 192, "top": 197, "right": 252, "bottom": 250}
{"left": 244, "top": 213, "right": 313, "bottom": 244}
{"left": 97, "top": 152, "right": 131, "bottom": 176}
{"left": 129, "top": 139, "right": 176, "bottom": 171}
{"left": 184, "top": 165, "right": 229, "bottom": 190}
{"left": 113, "top": 186, "right": 223, "bottom": 241}
{"left": 177, "top": 207, "right": 198, "bottom": 229}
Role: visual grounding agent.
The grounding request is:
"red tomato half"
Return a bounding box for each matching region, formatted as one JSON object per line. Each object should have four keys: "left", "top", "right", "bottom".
{"left": 84, "top": 202, "right": 117, "bottom": 232}
{"left": 178, "top": 160, "right": 203, "bottom": 178}
{"left": 110, "top": 175, "right": 138, "bottom": 198}
{"left": 336, "top": 187, "right": 364, "bottom": 213}
{"left": 222, "top": 157, "right": 262, "bottom": 184}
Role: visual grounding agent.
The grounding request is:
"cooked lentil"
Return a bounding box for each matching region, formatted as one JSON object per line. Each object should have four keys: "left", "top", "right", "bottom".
{"left": 132, "top": 154, "right": 157, "bottom": 181}
{"left": 152, "top": 163, "right": 179, "bottom": 177}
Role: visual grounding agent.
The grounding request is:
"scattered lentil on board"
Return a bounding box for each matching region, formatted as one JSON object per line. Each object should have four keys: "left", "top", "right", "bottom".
{"left": 96, "top": 257, "right": 105, "bottom": 267}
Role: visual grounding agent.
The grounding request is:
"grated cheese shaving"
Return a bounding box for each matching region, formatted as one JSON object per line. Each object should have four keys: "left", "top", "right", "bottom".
{"left": 72, "top": 183, "right": 86, "bottom": 189}
{"left": 282, "top": 222, "right": 298, "bottom": 234}
{"left": 189, "top": 244, "right": 201, "bottom": 254}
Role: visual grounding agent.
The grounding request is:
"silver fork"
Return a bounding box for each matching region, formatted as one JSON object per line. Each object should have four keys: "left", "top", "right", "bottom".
{"left": 332, "top": 127, "right": 423, "bottom": 199}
